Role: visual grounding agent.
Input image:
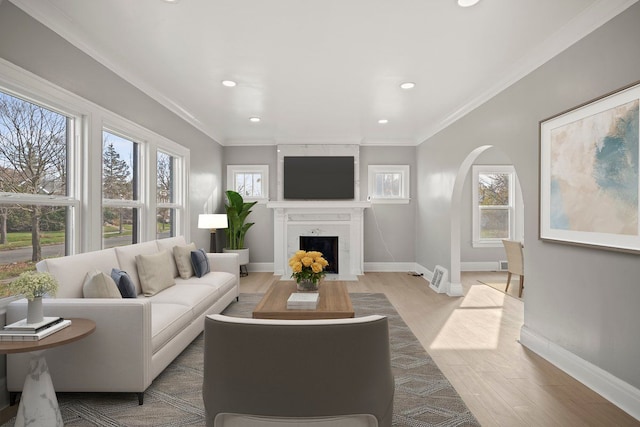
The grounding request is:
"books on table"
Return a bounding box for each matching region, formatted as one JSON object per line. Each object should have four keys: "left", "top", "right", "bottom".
{"left": 287, "top": 292, "right": 319, "bottom": 310}
{"left": 0, "top": 318, "right": 72, "bottom": 342}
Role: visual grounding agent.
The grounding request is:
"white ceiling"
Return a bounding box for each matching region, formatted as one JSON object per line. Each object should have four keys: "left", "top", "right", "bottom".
{"left": 10, "top": 0, "right": 637, "bottom": 146}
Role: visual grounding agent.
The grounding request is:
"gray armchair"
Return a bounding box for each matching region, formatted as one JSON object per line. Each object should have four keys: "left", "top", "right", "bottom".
{"left": 203, "top": 314, "right": 394, "bottom": 427}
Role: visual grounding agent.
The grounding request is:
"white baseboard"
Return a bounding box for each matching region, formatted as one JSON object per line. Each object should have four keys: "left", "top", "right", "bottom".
{"left": 461, "top": 261, "right": 500, "bottom": 271}
{"left": 246, "top": 262, "right": 274, "bottom": 272}
{"left": 520, "top": 325, "right": 640, "bottom": 421}
{"left": 363, "top": 262, "right": 417, "bottom": 272}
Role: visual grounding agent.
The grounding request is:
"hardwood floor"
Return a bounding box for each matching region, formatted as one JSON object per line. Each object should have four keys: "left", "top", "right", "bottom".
{"left": 240, "top": 272, "right": 639, "bottom": 426}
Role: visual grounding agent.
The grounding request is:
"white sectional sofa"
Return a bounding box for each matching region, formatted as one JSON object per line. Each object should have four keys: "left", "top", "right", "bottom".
{"left": 6, "top": 236, "right": 239, "bottom": 405}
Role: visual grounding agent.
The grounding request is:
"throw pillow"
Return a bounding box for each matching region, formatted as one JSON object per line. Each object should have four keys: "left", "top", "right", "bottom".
{"left": 136, "top": 250, "right": 175, "bottom": 296}
{"left": 190, "top": 248, "right": 210, "bottom": 278}
{"left": 110, "top": 268, "right": 137, "bottom": 298}
{"left": 83, "top": 270, "right": 122, "bottom": 299}
{"left": 173, "top": 242, "right": 197, "bottom": 279}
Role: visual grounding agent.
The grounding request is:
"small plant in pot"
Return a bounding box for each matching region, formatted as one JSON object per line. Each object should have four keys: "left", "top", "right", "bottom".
{"left": 223, "top": 190, "right": 258, "bottom": 273}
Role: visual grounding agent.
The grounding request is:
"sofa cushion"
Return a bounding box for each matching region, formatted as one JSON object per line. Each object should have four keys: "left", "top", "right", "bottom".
{"left": 156, "top": 236, "right": 187, "bottom": 278}
{"left": 114, "top": 241, "right": 161, "bottom": 295}
{"left": 191, "top": 249, "right": 210, "bottom": 278}
{"left": 150, "top": 283, "right": 220, "bottom": 318}
{"left": 82, "top": 270, "right": 122, "bottom": 298}
{"left": 136, "top": 251, "right": 175, "bottom": 296}
{"left": 173, "top": 243, "right": 197, "bottom": 279}
{"left": 176, "top": 271, "right": 237, "bottom": 297}
{"left": 110, "top": 268, "right": 137, "bottom": 298}
{"left": 149, "top": 302, "right": 193, "bottom": 353}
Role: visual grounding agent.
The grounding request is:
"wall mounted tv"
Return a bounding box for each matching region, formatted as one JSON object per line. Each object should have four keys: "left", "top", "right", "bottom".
{"left": 284, "top": 156, "right": 354, "bottom": 200}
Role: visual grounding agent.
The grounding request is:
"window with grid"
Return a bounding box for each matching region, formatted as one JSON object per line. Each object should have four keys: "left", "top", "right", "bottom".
{"left": 367, "top": 165, "right": 410, "bottom": 203}
{"left": 227, "top": 165, "right": 269, "bottom": 201}
{"left": 472, "top": 165, "right": 515, "bottom": 247}
{"left": 157, "top": 150, "right": 184, "bottom": 239}
{"left": 0, "top": 90, "right": 77, "bottom": 280}
{"left": 102, "top": 130, "right": 141, "bottom": 248}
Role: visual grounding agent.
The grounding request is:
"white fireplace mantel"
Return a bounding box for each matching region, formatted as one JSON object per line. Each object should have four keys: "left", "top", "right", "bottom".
{"left": 267, "top": 200, "right": 371, "bottom": 280}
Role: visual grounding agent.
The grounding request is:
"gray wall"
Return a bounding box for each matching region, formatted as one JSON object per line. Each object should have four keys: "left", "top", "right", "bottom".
{"left": 360, "top": 146, "right": 416, "bottom": 263}
{"left": 222, "top": 146, "right": 277, "bottom": 264}
{"left": 416, "top": 3, "right": 640, "bottom": 390}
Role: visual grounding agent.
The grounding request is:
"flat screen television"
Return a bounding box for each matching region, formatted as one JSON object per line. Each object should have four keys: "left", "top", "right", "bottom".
{"left": 284, "top": 156, "right": 354, "bottom": 200}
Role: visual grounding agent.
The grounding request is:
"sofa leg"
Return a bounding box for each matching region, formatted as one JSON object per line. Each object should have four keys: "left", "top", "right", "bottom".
{"left": 137, "top": 392, "right": 144, "bottom": 405}
{"left": 9, "top": 392, "right": 18, "bottom": 406}
{"left": 236, "top": 296, "right": 239, "bottom": 302}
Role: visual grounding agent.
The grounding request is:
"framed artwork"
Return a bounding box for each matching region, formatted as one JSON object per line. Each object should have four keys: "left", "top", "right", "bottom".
{"left": 539, "top": 81, "right": 640, "bottom": 253}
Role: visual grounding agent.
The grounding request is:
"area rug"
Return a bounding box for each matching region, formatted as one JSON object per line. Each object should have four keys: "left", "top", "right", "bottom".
{"left": 2, "top": 293, "right": 479, "bottom": 427}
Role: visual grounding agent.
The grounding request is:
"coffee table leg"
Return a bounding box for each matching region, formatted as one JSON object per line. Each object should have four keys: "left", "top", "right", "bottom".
{"left": 15, "top": 351, "right": 63, "bottom": 427}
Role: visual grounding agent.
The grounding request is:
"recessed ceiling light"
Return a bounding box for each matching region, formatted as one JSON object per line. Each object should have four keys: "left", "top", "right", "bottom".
{"left": 400, "top": 82, "right": 415, "bottom": 90}
{"left": 163, "top": 0, "right": 180, "bottom": 3}
{"left": 458, "top": 0, "right": 480, "bottom": 7}
{"left": 378, "top": 119, "right": 389, "bottom": 124}
{"left": 249, "top": 117, "right": 261, "bottom": 123}
{"left": 221, "top": 80, "right": 237, "bottom": 87}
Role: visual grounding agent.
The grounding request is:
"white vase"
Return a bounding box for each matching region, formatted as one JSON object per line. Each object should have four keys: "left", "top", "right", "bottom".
{"left": 222, "top": 248, "right": 249, "bottom": 266}
{"left": 27, "top": 296, "right": 44, "bottom": 324}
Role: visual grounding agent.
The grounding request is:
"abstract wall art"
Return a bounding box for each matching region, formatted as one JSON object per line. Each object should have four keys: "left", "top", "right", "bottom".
{"left": 539, "top": 81, "right": 640, "bottom": 252}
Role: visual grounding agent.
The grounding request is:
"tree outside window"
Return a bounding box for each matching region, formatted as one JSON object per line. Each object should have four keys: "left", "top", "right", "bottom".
{"left": 0, "top": 91, "right": 70, "bottom": 274}
{"left": 472, "top": 165, "right": 515, "bottom": 247}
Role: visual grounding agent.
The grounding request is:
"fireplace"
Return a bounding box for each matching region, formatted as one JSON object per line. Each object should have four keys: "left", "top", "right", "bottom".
{"left": 300, "top": 236, "right": 338, "bottom": 274}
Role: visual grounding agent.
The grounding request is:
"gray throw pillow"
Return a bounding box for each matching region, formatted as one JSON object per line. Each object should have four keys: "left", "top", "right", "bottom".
{"left": 111, "top": 268, "right": 136, "bottom": 298}
{"left": 190, "top": 248, "right": 210, "bottom": 278}
{"left": 83, "top": 270, "right": 122, "bottom": 298}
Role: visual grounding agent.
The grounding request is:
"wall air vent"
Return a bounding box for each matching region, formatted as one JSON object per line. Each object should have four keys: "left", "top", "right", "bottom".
{"left": 499, "top": 260, "right": 509, "bottom": 271}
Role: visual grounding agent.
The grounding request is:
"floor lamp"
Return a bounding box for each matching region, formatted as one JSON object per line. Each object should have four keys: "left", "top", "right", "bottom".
{"left": 198, "top": 214, "right": 228, "bottom": 253}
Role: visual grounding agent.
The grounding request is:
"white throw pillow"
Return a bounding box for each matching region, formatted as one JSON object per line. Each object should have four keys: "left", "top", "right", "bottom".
{"left": 83, "top": 270, "right": 122, "bottom": 299}
{"left": 173, "top": 242, "right": 197, "bottom": 279}
{"left": 136, "top": 250, "right": 175, "bottom": 296}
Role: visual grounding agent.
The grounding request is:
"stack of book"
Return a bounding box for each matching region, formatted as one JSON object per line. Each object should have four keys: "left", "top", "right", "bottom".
{"left": 0, "top": 317, "right": 71, "bottom": 342}
{"left": 287, "top": 292, "right": 319, "bottom": 310}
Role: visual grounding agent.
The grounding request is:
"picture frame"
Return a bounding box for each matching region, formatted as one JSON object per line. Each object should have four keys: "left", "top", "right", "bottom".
{"left": 539, "top": 81, "right": 640, "bottom": 253}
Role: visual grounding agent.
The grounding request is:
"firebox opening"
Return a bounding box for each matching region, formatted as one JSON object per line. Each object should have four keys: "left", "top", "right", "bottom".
{"left": 300, "top": 236, "right": 338, "bottom": 274}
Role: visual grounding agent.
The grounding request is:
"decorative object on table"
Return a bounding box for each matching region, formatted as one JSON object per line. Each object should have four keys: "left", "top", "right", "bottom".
{"left": 289, "top": 250, "right": 329, "bottom": 291}
{"left": 539, "top": 80, "right": 640, "bottom": 253}
{"left": 198, "top": 213, "right": 228, "bottom": 253}
{"left": 223, "top": 190, "right": 257, "bottom": 276}
{"left": 8, "top": 271, "right": 59, "bottom": 324}
{"left": 286, "top": 292, "right": 319, "bottom": 310}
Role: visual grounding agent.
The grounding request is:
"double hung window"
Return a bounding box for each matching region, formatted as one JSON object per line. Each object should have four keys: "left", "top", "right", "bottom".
{"left": 472, "top": 165, "right": 515, "bottom": 247}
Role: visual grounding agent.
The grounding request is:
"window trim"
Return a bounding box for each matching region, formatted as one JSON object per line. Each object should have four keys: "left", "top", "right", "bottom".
{"left": 226, "top": 164, "right": 269, "bottom": 203}
{"left": 472, "top": 165, "right": 515, "bottom": 248}
{"left": 367, "top": 165, "right": 410, "bottom": 204}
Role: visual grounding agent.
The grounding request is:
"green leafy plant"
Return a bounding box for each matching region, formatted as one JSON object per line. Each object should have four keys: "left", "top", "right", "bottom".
{"left": 9, "top": 271, "right": 58, "bottom": 300}
{"left": 224, "top": 190, "right": 258, "bottom": 250}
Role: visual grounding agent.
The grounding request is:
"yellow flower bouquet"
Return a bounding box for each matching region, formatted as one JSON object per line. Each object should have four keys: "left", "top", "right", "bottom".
{"left": 289, "top": 250, "right": 329, "bottom": 291}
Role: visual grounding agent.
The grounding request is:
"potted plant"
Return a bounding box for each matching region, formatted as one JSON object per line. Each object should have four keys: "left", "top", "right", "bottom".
{"left": 223, "top": 190, "right": 258, "bottom": 273}
{"left": 9, "top": 271, "right": 59, "bottom": 324}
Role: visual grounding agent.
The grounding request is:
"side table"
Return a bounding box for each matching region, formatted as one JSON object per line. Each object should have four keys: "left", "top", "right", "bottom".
{"left": 0, "top": 318, "right": 96, "bottom": 427}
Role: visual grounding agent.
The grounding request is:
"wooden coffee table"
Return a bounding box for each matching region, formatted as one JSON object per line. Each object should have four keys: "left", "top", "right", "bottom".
{"left": 252, "top": 281, "right": 354, "bottom": 320}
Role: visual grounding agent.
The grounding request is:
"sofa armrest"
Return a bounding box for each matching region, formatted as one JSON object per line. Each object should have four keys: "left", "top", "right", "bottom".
{"left": 207, "top": 252, "right": 240, "bottom": 285}
{"left": 7, "top": 298, "right": 153, "bottom": 393}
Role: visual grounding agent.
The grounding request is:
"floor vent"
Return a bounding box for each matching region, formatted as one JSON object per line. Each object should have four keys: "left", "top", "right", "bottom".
{"left": 499, "top": 260, "right": 509, "bottom": 271}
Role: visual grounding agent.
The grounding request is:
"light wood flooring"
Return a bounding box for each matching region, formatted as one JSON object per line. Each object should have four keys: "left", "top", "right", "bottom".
{"left": 241, "top": 271, "right": 639, "bottom": 427}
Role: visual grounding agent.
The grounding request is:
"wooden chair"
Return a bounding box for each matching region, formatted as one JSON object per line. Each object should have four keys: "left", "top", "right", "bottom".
{"left": 502, "top": 239, "right": 524, "bottom": 297}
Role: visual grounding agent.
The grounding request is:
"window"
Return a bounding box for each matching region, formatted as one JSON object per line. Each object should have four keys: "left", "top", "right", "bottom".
{"left": 157, "top": 150, "right": 184, "bottom": 239}
{"left": 367, "top": 165, "right": 410, "bottom": 203}
{"left": 102, "top": 130, "right": 140, "bottom": 248}
{"left": 472, "top": 165, "right": 515, "bottom": 247}
{"left": 0, "top": 90, "right": 77, "bottom": 281}
{"left": 227, "top": 165, "right": 269, "bottom": 201}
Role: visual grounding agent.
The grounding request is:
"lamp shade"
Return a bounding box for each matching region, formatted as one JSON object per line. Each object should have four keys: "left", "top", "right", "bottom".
{"left": 198, "top": 214, "right": 228, "bottom": 229}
